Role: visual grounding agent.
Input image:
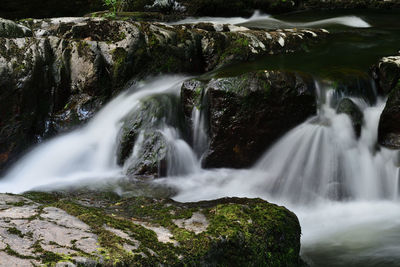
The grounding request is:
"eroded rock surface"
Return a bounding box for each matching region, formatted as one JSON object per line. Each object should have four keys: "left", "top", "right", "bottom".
{"left": 0, "top": 191, "right": 302, "bottom": 266}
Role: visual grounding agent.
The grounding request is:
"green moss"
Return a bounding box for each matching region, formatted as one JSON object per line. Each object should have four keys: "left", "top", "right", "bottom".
{"left": 5, "top": 201, "right": 26, "bottom": 206}
{"left": 111, "top": 47, "right": 128, "bottom": 84}
{"left": 7, "top": 227, "right": 24, "bottom": 238}
{"left": 21, "top": 192, "right": 301, "bottom": 266}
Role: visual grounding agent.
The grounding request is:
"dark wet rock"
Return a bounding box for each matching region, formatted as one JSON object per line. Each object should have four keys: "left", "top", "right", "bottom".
{"left": 378, "top": 79, "right": 400, "bottom": 149}
{"left": 372, "top": 56, "right": 400, "bottom": 95}
{"left": 0, "top": 17, "right": 328, "bottom": 172}
{"left": 0, "top": 191, "right": 302, "bottom": 266}
{"left": 375, "top": 56, "right": 400, "bottom": 149}
{"left": 337, "top": 98, "right": 364, "bottom": 138}
{"left": 117, "top": 94, "right": 185, "bottom": 177}
{"left": 182, "top": 70, "right": 317, "bottom": 168}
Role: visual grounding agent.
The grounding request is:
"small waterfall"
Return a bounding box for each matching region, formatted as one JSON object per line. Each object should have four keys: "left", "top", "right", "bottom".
{"left": 161, "top": 127, "right": 200, "bottom": 176}
{"left": 255, "top": 81, "right": 397, "bottom": 203}
{"left": 191, "top": 106, "right": 208, "bottom": 159}
{"left": 0, "top": 76, "right": 188, "bottom": 193}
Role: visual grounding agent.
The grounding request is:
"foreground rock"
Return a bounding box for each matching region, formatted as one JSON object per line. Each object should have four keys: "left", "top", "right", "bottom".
{"left": 375, "top": 56, "right": 400, "bottom": 148}
{"left": 182, "top": 70, "right": 317, "bottom": 169}
{"left": 0, "top": 192, "right": 302, "bottom": 266}
{"left": 0, "top": 17, "right": 328, "bottom": 172}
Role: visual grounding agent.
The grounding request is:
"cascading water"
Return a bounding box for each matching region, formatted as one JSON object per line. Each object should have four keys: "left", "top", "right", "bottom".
{"left": 0, "top": 76, "right": 189, "bottom": 193}
{"left": 158, "top": 79, "right": 400, "bottom": 266}
{"left": 0, "top": 10, "right": 399, "bottom": 264}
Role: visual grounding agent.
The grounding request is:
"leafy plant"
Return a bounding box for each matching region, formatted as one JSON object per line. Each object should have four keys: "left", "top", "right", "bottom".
{"left": 104, "top": 0, "right": 118, "bottom": 16}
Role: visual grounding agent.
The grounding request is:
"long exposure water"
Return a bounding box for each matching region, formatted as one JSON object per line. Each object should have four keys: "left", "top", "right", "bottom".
{"left": 1, "top": 10, "right": 400, "bottom": 266}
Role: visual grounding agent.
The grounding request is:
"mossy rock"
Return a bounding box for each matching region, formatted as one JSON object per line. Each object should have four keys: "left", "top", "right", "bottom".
{"left": 9, "top": 191, "right": 304, "bottom": 266}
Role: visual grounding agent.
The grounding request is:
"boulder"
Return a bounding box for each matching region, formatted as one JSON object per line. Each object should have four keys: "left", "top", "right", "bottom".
{"left": 182, "top": 70, "right": 317, "bottom": 168}
{"left": 0, "top": 191, "right": 303, "bottom": 266}
{"left": 337, "top": 98, "right": 364, "bottom": 138}
{"left": 372, "top": 56, "right": 400, "bottom": 95}
{"left": 374, "top": 55, "right": 400, "bottom": 149}
{"left": 378, "top": 79, "right": 400, "bottom": 149}
{"left": 117, "top": 94, "right": 185, "bottom": 177}
{"left": 0, "top": 17, "right": 328, "bottom": 172}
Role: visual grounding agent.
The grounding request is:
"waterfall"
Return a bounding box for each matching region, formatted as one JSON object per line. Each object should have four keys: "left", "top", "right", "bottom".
{"left": 0, "top": 76, "right": 188, "bottom": 193}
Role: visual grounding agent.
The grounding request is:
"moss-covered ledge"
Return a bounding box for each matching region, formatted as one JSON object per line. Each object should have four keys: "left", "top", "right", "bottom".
{"left": 0, "top": 192, "right": 302, "bottom": 266}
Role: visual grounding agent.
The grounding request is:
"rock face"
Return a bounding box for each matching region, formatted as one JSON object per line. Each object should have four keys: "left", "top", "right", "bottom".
{"left": 182, "top": 70, "right": 317, "bottom": 169}
{"left": 373, "top": 56, "right": 400, "bottom": 95}
{"left": 375, "top": 56, "right": 400, "bottom": 149}
{"left": 0, "top": 17, "right": 328, "bottom": 172}
{"left": 337, "top": 98, "right": 364, "bottom": 138}
{"left": 379, "top": 79, "right": 400, "bottom": 149}
{"left": 0, "top": 192, "right": 303, "bottom": 266}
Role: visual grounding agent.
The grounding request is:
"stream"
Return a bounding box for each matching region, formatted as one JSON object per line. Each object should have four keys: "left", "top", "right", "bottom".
{"left": 1, "top": 10, "right": 400, "bottom": 267}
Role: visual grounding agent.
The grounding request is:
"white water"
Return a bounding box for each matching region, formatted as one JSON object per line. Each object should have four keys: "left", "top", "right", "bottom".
{"left": 171, "top": 11, "right": 371, "bottom": 29}
{"left": 158, "top": 81, "right": 400, "bottom": 266}
{"left": 0, "top": 76, "right": 188, "bottom": 193}
{"left": 1, "top": 75, "right": 399, "bottom": 265}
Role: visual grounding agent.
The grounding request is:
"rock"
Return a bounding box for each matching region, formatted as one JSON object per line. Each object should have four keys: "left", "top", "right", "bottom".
{"left": 0, "top": 17, "right": 328, "bottom": 172}
{"left": 374, "top": 55, "right": 400, "bottom": 149}
{"left": 372, "top": 56, "right": 400, "bottom": 95}
{"left": 117, "top": 94, "right": 185, "bottom": 177}
{"left": 0, "top": 191, "right": 302, "bottom": 266}
{"left": 0, "top": 18, "right": 32, "bottom": 37}
{"left": 337, "top": 98, "right": 364, "bottom": 137}
{"left": 182, "top": 70, "right": 317, "bottom": 168}
{"left": 378, "top": 79, "right": 400, "bottom": 149}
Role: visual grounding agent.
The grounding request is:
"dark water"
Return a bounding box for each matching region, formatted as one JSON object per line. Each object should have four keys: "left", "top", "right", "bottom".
{"left": 216, "top": 10, "right": 400, "bottom": 81}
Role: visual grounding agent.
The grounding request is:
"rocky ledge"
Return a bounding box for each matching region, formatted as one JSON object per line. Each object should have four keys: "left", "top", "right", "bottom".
{"left": 0, "top": 192, "right": 302, "bottom": 266}
{"left": 0, "top": 16, "right": 328, "bottom": 172}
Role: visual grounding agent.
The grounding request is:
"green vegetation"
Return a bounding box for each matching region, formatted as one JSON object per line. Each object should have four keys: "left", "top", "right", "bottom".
{"left": 17, "top": 191, "right": 302, "bottom": 266}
